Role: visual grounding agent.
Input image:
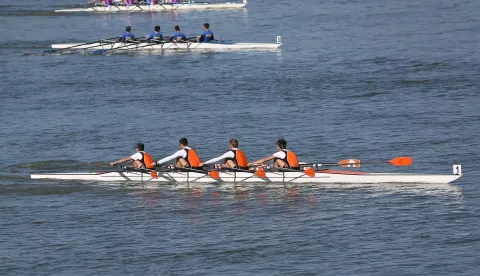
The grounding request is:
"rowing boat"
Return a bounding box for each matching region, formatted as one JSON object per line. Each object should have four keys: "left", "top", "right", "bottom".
{"left": 51, "top": 37, "right": 282, "bottom": 51}
{"left": 55, "top": 1, "right": 247, "bottom": 13}
{"left": 30, "top": 165, "right": 462, "bottom": 184}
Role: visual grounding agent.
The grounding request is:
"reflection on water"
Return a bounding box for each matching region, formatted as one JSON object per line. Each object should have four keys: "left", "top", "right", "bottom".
{"left": 109, "top": 180, "right": 464, "bottom": 209}
{"left": 242, "top": 7, "right": 248, "bottom": 24}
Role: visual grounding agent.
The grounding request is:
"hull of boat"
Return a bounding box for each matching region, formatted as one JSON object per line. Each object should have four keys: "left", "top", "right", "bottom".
{"left": 31, "top": 170, "right": 462, "bottom": 184}
{"left": 51, "top": 41, "right": 281, "bottom": 50}
{"left": 55, "top": 3, "right": 246, "bottom": 13}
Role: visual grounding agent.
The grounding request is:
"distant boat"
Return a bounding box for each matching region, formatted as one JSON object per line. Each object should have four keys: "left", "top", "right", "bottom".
{"left": 48, "top": 36, "right": 282, "bottom": 53}
{"left": 55, "top": 0, "right": 247, "bottom": 13}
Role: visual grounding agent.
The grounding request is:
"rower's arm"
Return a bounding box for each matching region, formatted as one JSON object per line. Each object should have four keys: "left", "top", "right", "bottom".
{"left": 110, "top": 157, "right": 132, "bottom": 166}
{"left": 155, "top": 150, "right": 184, "bottom": 166}
{"left": 201, "top": 151, "right": 234, "bottom": 166}
{"left": 248, "top": 155, "right": 275, "bottom": 166}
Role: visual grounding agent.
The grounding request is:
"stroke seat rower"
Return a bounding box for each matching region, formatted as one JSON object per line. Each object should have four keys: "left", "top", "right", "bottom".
{"left": 248, "top": 139, "right": 300, "bottom": 170}
{"left": 110, "top": 143, "right": 155, "bottom": 170}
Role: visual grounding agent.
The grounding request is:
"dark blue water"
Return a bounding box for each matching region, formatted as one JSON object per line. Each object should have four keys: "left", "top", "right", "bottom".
{"left": 1, "top": 0, "right": 480, "bottom": 275}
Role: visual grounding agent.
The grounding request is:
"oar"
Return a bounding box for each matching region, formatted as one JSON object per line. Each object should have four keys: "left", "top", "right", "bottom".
{"left": 215, "top": 166, "right": 266, "bottom": 179}
{"left": 181, "top": 37, "right": 198, "bottom": 43}
{"left": 270, "top": 167, "right": 316, "bottom": 177}
{"left": 44, "top": 37, "right": 119, "bottom": 54}
{"left": 172, "top": 166, "right": 220, "bottom": 180}
{"left": 251, "top": 165, "right": 315, "bottom": 177}
{"left": 115, "top": 165, "right": 159, "bottom": 179}
{"left": 130, "top": 38, "right": 171, "bottom": 50}
{"left": 92, "top": 39, "right": 146, "bottom": 55}
{"left": 300, "top": 156, "right": 413, "bottom": 168}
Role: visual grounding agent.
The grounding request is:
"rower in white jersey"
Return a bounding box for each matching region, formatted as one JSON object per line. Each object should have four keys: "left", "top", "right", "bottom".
{"left": 152, "top": 138, "right": 202, "bottom": 170}
{"left": 248, "top": 139, "right": 300, "bottom": 170}
{"left": 199, "top": 139, "right": 249, "bottom": 170}
{"left": 109, "top": 143, "right": 155, "bottom": 169}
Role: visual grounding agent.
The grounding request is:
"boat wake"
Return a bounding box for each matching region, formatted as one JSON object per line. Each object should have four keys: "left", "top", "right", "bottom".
{"left": 13, "top": 160, "right": 109, "bottom": 172}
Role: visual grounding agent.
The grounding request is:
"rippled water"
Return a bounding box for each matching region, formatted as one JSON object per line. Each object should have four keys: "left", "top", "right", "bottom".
{"left": 1, "top": 0, "right": 480, "bottom": 275}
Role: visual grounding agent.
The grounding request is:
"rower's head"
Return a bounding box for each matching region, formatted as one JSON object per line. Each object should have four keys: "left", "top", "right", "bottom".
{"left": 154, "top": 25, "right": 160, "bottom": 32}
{"left": 179, "top": 137, "right": 188, "bottom": 148}
{"left": 126, "top": 26, "right": 131, "bottom": 32}
{"left": 203, "top": 23, "right": 210, "bottom": 30}
{"left": 175, "top": 25, "right": 181, "bottom": 32}
{"left": 276, "top": 139, "right": 287, "bottom": 149}
{"left": 229, "top": 138, "right": 239, "bottom": 149}
{"left": 136, "top": 143, "right": 144, "bottom": 152}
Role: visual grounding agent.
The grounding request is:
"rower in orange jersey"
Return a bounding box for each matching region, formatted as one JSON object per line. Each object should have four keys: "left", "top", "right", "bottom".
{"left": 152, "top": 138, "right": 202, "bottom": 170}
{"left": 110, "top": 143, "right": 155, "bottom": 169}
{"left": 199, "top": 139, "right": 249, "bottom": 170}
{"left": 248, "top": 139, "right": 300, "bottom": 170}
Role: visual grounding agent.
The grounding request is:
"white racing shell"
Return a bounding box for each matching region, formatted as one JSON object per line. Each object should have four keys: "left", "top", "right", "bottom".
{"left": 51, "top": 37, "right": 282, "bottom": 51}
{"left": 31, "top": 167, "right": 462, "bottom": 184}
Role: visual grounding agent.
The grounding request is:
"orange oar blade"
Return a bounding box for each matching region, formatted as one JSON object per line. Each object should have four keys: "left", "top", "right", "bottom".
{"left": 208, "top": 170, "right": 220, "bottom": 179}
{"left": 255, "top": 168, "right": 266, "bottom": 179}
{"left": 150, "top": 171, "right": 158, "bottom": 179}
{"left": 304, "top": 167, "right": 316, "bottom": 177}
{"left": 338, "top": 159, "right": 360, "bottom": 168}
{"left": 389, "top": 156, "right": 412, "bottom": 166}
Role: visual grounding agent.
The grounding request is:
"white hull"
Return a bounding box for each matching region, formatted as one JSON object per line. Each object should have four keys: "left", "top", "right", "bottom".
{"left": 51, "top": 40, "right": 281, "bottom": 50}
{"left": 31, "top": 170, "right": 462, "bottom": 184}
{"left": 55, "top": 2, "right": 246, "bottom": 13}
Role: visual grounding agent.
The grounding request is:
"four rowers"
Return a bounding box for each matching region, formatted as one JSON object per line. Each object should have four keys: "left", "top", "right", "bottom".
{"left": 111, "top": 139, "right": 300, "bottom": 171}
{"left": 118, "top": 23, "right": 215, "bottom": 43}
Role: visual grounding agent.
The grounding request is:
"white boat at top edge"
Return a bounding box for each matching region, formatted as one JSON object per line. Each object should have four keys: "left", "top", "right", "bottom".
{"left": 55, "top": 1, "right": 247, "bottom": 13}
{"left": 51, "top": 37, "right": 282, "bottom": 51}
{"left": 31, "top": 166, "right": 462, "bottom": 185}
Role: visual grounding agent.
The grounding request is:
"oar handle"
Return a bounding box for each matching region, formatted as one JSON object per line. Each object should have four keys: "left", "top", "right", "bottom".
{"left": 218, "top": 167, "right": 255, "bottom": 173}
{"left": 173, "top": 166, "right": 210, "bottom": 174}
{"left": 116, "top": 165, "right": 153, "bottom": 173}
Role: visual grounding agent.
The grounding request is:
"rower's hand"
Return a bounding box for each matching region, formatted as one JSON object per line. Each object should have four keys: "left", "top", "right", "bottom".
{"left": 199, "top": 162, "right": 205, "bottom": 167}
{"left": 151, "top": 162, "right": 157, "bottom": 167}
{"left": 110, "top": 162, "right": 115, "bottom": 166}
